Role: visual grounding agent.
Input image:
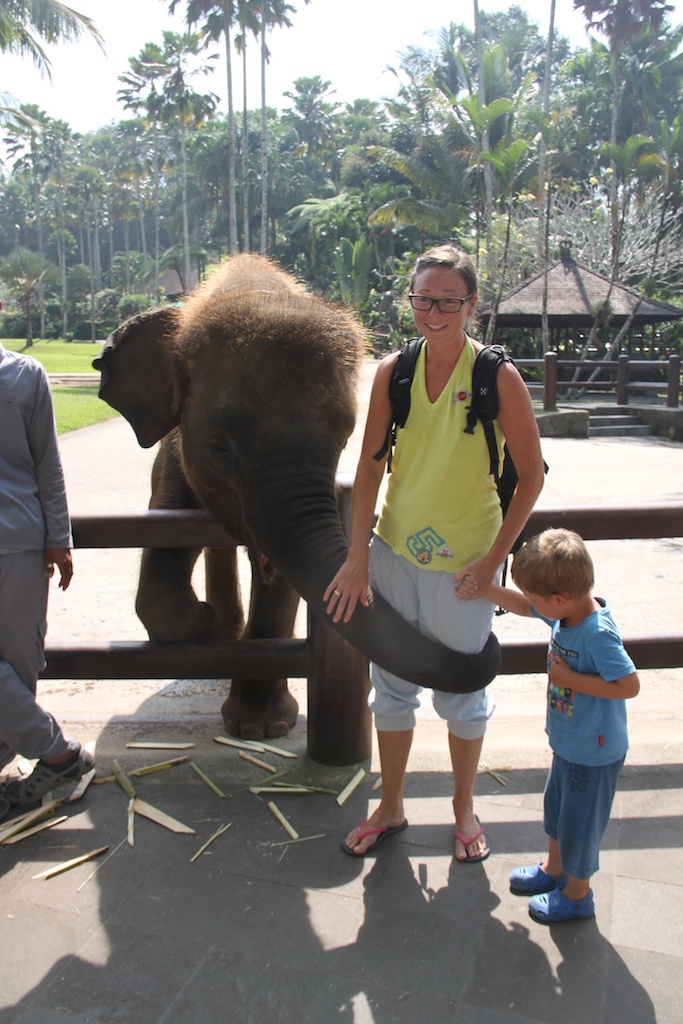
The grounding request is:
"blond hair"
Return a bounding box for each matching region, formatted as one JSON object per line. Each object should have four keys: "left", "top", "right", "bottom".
{"left": 511, "top": 528, "right": 594, "bottom": 599}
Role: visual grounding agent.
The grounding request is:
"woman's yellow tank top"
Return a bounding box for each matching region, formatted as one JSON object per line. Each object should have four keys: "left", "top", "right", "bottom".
{"left": 375, "top": 338, "right": 504, "bottom": 571}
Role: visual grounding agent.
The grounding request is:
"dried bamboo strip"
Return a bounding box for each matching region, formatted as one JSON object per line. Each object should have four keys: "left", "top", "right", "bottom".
{"left": 252, "top": 741, "right": 298, "bottom": 759}
{"left": 94, "top": 755, "right": 190, "bottom": 785}
{"left": 190, "top": 823, "right": 232, "bottom": 863}
{"left": 68, "top": 768, "right": 97, "bottom": 802}
{"left": 0, "top": 801, "right": 61, "bottom": 844}
{"left": 126, "top": 742, "right": 195, "bottom": 750}
{"left": 32, "top": 845, "right": 110, "bottom": 880}
{"left": 127, "top": 798, "right": 135, "bottom": 847}
{"left": 336, "top": 768, "right": 366, "bottom": 806}
{"left": 249, "top": 786, "right": 314, "bottom": 795}
{"left": 77, "top": 837, "right": 127, "bottom": 892}
{"left": 213, "top": 736, "right": 266, "bottom": 753}
{"left": 479, "top": 762, "right": 508, "bottom": 786}
{"left": 239, "top": 751, "right": 277, "bottom": 773}
{"left": 132, "top": 798, "right": 196, "bottom": 834}
{"left": 2, "top": 815, "right": 68, "bottom": 845}
{"left": 112, "top": 759, "right": 137, "bottom": 800}
{"left": 189, "top": 761, "right": 226, "bottom": 798}
{"left": 267, "top": 801, "right": 299, "bottom": 839}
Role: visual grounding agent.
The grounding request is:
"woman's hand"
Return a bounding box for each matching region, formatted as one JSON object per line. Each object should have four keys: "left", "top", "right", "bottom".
{"left": 324, "top": 557, "right": 371, "bottom": 624}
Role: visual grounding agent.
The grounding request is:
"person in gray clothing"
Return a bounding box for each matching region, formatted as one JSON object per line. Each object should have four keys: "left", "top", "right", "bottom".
{"left": 0, "top": 340, "right": 94, "bottom": 821}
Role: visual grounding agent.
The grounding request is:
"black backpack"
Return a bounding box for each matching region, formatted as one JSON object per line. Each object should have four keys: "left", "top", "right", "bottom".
{"left": 373, "top": 338, "right": 537, "bottom": 592}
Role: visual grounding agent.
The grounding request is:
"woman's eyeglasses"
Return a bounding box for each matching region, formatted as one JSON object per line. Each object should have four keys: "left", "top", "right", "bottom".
{"left": 408, "top": 294, "right": 474, "bottom": 313}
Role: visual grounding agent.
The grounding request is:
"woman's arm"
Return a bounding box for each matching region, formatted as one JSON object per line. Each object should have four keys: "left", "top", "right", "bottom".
{"left": 324, "top": 354, "right": 397, "bottom": 624}
{"left": 455, "top": 360, "right": 545, "bottom": 596}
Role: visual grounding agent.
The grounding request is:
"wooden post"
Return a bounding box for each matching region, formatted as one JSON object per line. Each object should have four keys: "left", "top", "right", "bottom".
{"left": 617, "top": 354, "right": 629, "bottom": 405}
{"left": 306, "top": 479, "right": 372, "bottom": 766}
{"left": 543, "top": 351, "right": 557, "bottom": 411}
{"left": 307, "top": 610, "right": 372, "bottom": 766}
{"left": 667, "top": 355, "right": 680, "bottom": 408}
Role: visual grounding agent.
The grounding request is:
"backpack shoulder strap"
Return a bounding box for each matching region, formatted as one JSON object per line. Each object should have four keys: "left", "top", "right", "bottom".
{"left": 463, "top": 344, "right": 511, "bottom": 482}
{"left": 372, "top": 337, "right": 424, "bottom": 465}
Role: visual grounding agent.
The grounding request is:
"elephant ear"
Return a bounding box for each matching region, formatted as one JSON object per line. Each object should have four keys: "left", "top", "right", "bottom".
{"left": 93, "top": 307, "right": 182, "bottom": 448}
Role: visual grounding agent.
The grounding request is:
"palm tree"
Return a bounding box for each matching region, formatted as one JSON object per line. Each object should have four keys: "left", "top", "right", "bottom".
{"left": 472, "top": 0, "right": 493, "bottom": 262}
{"left": 282, "top": 76, "right": 340, "bottom": 162}
{"left": 0, "top": 0, "right": 103, "bottom": 76}
{"left": 118, "top": 43, "right": 169, "bottom": 300}
{"left": 574, "top": 1, "right": 674, "bottom": 261}
{"left": 173, "top": 1, "right": 238, "bottom": 253}
{"left": 0, "top": 247, "right": 58, "bottom": 346}
{"left": 3, "top": 103, "right": 52, "bottom": 333}
{"left": 156, "top": 30, "right": 218, "bottom": 288}
{"left": 479, "top": 137, "right": 531, "bottom": 343}
{"left": 539, "top": 0, "right": 557, "bottom": 353}
{"left": 253, "top": 0, "right": 311, "bottom": 252}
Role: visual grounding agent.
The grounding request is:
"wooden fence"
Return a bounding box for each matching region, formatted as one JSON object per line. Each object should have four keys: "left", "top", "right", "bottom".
{"left": 42, "top": 487, "right": 683, "bottom": 765}
{"left": 514, "top": 353, "right": 681, "bottom": 411}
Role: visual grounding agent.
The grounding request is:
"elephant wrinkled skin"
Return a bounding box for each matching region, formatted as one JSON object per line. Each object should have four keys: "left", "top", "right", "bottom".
{"left": 93, "top": 254, "right": 500, "bottom": 741}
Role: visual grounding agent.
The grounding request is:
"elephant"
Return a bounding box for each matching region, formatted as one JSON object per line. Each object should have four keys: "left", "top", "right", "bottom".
{"left": 93, "top": 253, "right": 500, "bottom": 742}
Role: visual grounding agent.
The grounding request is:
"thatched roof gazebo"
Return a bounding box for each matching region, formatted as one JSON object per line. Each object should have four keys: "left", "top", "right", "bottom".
{"left": 478, "top": 245, "right": 683, "bottom": 354}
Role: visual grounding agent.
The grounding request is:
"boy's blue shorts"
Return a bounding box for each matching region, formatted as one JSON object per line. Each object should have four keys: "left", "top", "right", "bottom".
{"left": 543, "top": 752, "right": 625, "bottom": 879}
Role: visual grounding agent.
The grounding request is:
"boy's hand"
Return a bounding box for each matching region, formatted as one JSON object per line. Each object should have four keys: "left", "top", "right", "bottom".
{"left": 454, "top": 572, "right": 480, "bottom": 600}
{"left": 549, "top": 653, "right": 572, "bottom": 687}
{"left": 453, "top": 558, "right": 496, "bottom": 601}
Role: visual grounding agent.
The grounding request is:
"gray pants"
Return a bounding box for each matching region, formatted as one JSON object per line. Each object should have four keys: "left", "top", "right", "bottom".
{"left": 0, "top": 549, "right": 74, "bottom": 772}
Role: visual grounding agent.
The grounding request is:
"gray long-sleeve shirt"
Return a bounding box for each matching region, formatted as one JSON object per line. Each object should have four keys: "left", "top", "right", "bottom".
{"left": 0, "top": 343, "right": 72, "bottom": 553}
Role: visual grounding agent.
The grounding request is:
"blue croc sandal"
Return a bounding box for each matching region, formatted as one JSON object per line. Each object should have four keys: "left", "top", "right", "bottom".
{"left": 509, "top": 862, "right": 569, "bottom": 896}
{"left": 528, "top": 888, "right": 595, "bottom": 924}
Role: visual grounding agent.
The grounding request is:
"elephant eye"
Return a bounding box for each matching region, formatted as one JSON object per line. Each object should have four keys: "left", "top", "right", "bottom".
{"left": 209, "top": 435, "right": 234, "bottom": 458}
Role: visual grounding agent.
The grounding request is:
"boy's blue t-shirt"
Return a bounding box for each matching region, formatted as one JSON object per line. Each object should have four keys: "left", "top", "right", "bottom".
{"left": 532, "top": 598, "right": 635, "bottom": 766}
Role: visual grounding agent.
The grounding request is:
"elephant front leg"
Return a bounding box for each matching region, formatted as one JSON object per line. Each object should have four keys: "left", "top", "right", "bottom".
{"left": 221, "top": 572, "right": 300, "bottom": 741}
{"left": 137, "top": 546, "right": 243, "bottom": 643}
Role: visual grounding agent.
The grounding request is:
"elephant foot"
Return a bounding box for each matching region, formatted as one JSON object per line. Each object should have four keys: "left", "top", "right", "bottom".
{"left": 221, "top": 680, "right": 299, "bottom": 741}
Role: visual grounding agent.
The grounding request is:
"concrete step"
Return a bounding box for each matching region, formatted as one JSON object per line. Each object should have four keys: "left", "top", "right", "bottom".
{"left": 586, "top": 404, "right": 653, "bottom": 438}
{"left": 589, "top": 423, "right": 653, "bottom": 438}
{"left": 589, "top": 414, "right": 643, "bottom": 427}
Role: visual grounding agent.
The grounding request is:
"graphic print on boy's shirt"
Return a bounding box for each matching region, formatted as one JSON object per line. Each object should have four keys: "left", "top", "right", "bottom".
{"left": 547, "top": 638, "right": 578, "bottom": 719}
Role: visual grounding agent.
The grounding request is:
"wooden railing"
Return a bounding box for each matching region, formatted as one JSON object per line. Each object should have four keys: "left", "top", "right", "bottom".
{"left": 42, "top": 487, "right": 683, "bottom": 765}
{"left": 515, "top": 353, "right": 681, "bottom": 411}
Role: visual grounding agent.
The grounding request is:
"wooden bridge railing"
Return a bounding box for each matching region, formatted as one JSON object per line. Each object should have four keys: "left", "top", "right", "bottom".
{"left": 42, "top": 486, "right": 683, "bottom": 765}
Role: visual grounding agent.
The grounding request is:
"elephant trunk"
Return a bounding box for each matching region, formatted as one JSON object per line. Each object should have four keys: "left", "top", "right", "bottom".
{"left": 239, "top": 461, "right": 500, "bottom": 695}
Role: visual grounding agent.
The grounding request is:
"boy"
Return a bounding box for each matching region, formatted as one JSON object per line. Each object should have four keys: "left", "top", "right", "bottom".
{"left": 456, "top": 528, "right": 639, "bottom": 923}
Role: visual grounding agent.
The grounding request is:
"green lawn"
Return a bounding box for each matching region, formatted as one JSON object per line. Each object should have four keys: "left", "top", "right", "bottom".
{"left": 2, "top": 338, "right": 103, "bottom": 373}
{"left": 51, "top": 386, "right": 119, "bottom": 435}
{"left": 2, "top": 338, "right": 119, "bottom": 435}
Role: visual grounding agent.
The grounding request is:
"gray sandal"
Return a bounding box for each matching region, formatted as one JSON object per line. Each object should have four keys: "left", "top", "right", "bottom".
{"left": 5, "top": 746, "right": 95, "bottom": 804}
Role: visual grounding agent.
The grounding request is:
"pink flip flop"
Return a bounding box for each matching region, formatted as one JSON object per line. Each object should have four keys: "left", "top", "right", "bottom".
{"left": 455, "top": 816, "right": 490, "bottom": 863}
{"left": 341, "top": 819, "right": 408, "bottom": 857}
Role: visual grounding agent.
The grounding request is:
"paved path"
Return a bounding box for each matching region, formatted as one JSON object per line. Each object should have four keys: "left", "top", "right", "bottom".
{"left": 1, "top": 362, "right": 682, "bottom": 1023}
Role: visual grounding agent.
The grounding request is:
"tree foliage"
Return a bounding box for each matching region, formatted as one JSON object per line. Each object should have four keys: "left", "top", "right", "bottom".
{"left": 0, "top": 2, "right": 681, "bottom": 357}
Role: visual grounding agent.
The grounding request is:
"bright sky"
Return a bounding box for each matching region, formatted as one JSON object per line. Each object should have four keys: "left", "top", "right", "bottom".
{"left": 3, "top": 0, "right": 683, "bottom": 134}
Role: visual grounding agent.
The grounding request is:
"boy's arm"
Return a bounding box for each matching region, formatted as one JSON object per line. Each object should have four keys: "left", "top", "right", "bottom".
{"left": 550, "top": 656, "right": 640, "bottom": 699}
{"left": 473, "top": 581, "right": 536, "bottom": 618}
